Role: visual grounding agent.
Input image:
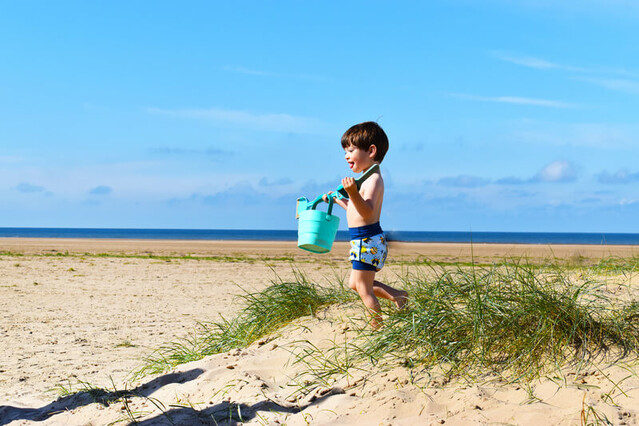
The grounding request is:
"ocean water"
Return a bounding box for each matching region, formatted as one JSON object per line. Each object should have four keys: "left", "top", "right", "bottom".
{"left": 1, "top": 227, "right": 639, "bottom": 245}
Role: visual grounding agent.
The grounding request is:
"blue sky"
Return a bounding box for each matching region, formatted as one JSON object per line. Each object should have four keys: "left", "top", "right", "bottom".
{"left": 2, "top": 0, "right": 639, "bottom": 232}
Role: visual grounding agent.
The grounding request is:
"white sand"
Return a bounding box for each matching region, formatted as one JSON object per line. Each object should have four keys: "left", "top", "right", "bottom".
{"left": 1, "top": 239, "right": 638, "bottom": 425}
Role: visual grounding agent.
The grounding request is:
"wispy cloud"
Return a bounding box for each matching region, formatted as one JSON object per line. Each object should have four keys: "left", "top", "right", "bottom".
{"left": 437, "top": 175, "right": 490, "bottom": 188}
{"left": 148, "top": 107, "right": 322, "bottom": 133}
{"left": 497, "top": 54, "right": 558, "bottom": 69}
{"left": 149, "top": 147, "right": 199, "bottom": 155}
{"left": 223, "top": 66, "right": 273, "bottom": 76}
{"left": 575, "top": 77, "right": 639, "bottom": 95}
{"left": 222, "top": 66, "right": 326, "bottom": 82}
{"left": 150, "top": 146, "right": 233, "bottom": 157}
{"left": 494, "top": 1, "right": 639, "bottom": 20}
{"left": 259, "top": 177, "right": 294, "bottom": 187}
{"left": 597, "top": 169, "right": 639, "bottom": 184}
{"left": 16, "top": 182, "right": 46, "bottom": 193}
{"left": 494, "top": 52, "right": 639, "bottom": 95}
{"left": 620, "top": 198, "right": 639, "bottom": 206}
{"left": 532, "top": 161, "right": 578, "bottom": 183}
{"left": 508, "top": 122, "right": 639, "bottom": 149}
{"left": 435, "top": 161, "right": 579, "bottom": 189}
{"left": 492, "top": 52, "right": 586, "bottom": 72}
{"left": 451, "top": 93, "right": 576, "bottom": 108}
{"left": 0, "top": 156, "right": 23, "bottom": 165}
{"left": 89, "top": 185, "right": 112, "bottom": 196}
{"left": 495, "top": 176, "right": 526, "bottom": 185}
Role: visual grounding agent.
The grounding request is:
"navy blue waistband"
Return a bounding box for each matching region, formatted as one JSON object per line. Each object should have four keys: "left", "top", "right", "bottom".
{"left": 349, "top": 222, "right": 383, "bottom": 239}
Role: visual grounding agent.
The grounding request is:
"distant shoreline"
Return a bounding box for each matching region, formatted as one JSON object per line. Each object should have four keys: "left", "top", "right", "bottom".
{"left": 2, "top": 227, "right": 639, "bottom": 245}
{"left": 2, "top": 237, "right": 638, "bottom": 263}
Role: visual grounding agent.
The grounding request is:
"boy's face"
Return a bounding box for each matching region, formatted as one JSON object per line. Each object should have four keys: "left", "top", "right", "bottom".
{"left": 344, "top": 144, "right": 376, "bottom": 173}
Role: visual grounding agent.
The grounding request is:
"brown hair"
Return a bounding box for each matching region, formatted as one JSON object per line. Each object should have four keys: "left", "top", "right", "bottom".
{"left": 341, "top": 121, "right": 389, "bottom": 163}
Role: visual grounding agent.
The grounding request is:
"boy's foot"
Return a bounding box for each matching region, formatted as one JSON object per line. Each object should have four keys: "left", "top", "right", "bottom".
{"left": 394, "top": 291, "right": 409, "bottom": 310}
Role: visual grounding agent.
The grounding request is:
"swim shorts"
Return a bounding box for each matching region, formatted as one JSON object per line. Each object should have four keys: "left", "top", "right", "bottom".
{"left": 349, "top": 222, "right": 388, "bottom": 272}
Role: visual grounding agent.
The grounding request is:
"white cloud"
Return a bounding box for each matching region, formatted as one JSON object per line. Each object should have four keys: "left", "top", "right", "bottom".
{"left": 492, "top": 96, "right": 575, "bottom": 108}
{"left": 0, "top": 159, "right": 249, "bottom": 201}
{"left": 437, "top": 175, "right": 490, "bottom": 188}
{"left": 494, "top": 52, "right": 639, "bottom": 95}
{"left": 492, "top": 52, "right": 586, "bottom": 72}
{"left": 506, "top": 121, "right": 639, "bottom": 149}
{"left": 89, "top": 185, "right": 112, "bottom": 196}
{"left": 575, "top": 77, "right": 639, "bottom": 95}
{"left": 149, "top": 146, "right": 233, "bottom": 158}
{"left": 597, "top": 169, "right": 639, "bottom": 184}
{"left": 432, "top": 162, "right": 579, "bottom": 189}
{"left": 223, "top": 66, "right": 273, "bottom": 76}
{"left": 451, "top": 93, "right": 576, "bottom": 108}
{"left": 620, "top": 198, "right": 638, "bottom": 206}
{"left": 259, "top": 177, "right": 294, "bottom": 187}
{"left": 147, "top": 107, "right": 322, "bottom": 133}
{"left": 495, "top": 176, "right": 526, "bottom": 185}
{"left": 222, "top": 66, "right": 326, "bottom": 82}
{"left": 533, "top": 161, "right": 578, "bottom": 183}
{"left": 487, "top": 1, "right": 639, "bottom": 21}
{"left": 0, "top": 156, "right": 24, "bottom": 165}
{"left": 16, "top": 182, "right": 46, "bottom": 193}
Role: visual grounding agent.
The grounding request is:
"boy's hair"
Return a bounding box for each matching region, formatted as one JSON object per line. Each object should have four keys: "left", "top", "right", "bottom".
{"left": 341, "top": 121, "right": 389, "bottom": 163}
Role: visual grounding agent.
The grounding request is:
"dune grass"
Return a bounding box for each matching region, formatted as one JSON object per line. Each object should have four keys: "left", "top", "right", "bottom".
{"left": 349, "top": 261, "right": 639, "bottom": 381}
{"left": 134, "top": 270, "right": 356, "bottom": 378}
{"left": 135, "top": 258, "right": 639, "bottom": 389}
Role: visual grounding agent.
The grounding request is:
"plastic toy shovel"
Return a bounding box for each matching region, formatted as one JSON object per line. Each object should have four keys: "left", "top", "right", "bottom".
{"left": 334, "top": 163, "right": 379, "bottom": 199}
{"left": 295, "top": 164, "right": 379, "bottom": 253}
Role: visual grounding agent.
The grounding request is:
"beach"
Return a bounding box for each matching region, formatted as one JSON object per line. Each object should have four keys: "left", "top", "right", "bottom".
{"left": 2, "top": 238, "right": 639, "bottom": 425}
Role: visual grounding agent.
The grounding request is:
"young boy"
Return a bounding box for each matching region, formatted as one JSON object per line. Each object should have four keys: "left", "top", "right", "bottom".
{"left": 328, "top": 121, "right": 407, "bottom": 329}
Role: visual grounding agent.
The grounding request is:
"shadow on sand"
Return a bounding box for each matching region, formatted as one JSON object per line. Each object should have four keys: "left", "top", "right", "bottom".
{"left": 0, "top": 368, "right": 204, "bottom": 425}
{"left": 131, "top": 389, "right": 343, "bottom": 426}
{"left": 1, "top": 368, "right": 345, "bottom": 425}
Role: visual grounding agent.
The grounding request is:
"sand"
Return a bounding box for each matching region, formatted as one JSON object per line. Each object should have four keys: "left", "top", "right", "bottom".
{"left": 1, "top": 238, "right": 638, "bottom": 425}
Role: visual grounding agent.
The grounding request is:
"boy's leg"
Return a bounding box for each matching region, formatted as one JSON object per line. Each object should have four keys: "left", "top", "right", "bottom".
{"left": 373, "top": 280, "right": 409, "bottom": 310}
{"left": 349, "top": 269, "right": 382, "bottom": 329}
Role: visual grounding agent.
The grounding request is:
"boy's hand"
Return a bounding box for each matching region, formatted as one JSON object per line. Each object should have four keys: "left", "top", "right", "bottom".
{"left": 342, "top": 177, "right": 357, "bottom": 197}
{"left": 322, "top": 191, "right": 334, "bottom": 203}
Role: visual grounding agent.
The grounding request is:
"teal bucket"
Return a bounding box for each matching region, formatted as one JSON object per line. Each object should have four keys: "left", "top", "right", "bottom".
{"left": 297, "top": 197, "right": 340, "bottom": 253}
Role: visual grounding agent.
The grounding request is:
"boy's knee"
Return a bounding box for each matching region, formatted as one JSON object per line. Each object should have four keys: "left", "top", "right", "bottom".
{"left": 354, "top": 282, "right": 374, "bottom": 298}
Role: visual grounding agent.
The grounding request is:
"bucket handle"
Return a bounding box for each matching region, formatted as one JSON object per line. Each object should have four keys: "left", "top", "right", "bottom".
{"left": 308, "top": 193, "right": 336, "bottom": 216}
{"left": 309, "top": 190, "right": 343, "bottom": 210}
{"left": 326, "top": 195, "right": 335, "bottom": 216}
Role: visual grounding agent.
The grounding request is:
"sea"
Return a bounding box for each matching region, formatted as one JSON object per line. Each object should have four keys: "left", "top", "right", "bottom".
{"left": 1, "top": 227, "right": 639, "bottom": 245}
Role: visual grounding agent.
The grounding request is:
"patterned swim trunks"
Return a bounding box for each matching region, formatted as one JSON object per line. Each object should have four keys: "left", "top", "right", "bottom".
{"left": 349, "top": 225, "right": 388, "bottom": 271}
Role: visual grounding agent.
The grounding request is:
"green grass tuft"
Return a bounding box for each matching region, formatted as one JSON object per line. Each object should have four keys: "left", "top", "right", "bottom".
{"left": 350, "top": 261, "right": 639, "bottom": 381}
{"left": 134, "top": 270, "right": 355, "bottom": 378}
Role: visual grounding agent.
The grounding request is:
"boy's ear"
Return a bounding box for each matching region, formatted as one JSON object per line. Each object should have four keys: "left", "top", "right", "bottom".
{"left": 368, "top": 144, "right": 377, "bottom": 158}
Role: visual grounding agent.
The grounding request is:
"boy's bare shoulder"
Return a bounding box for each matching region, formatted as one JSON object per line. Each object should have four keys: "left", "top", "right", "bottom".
{"left": 369, "top": 170, "right": 384, "bottom": 185}
{"left": 361, "top": 171, "right": 384, "bottom": 194}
